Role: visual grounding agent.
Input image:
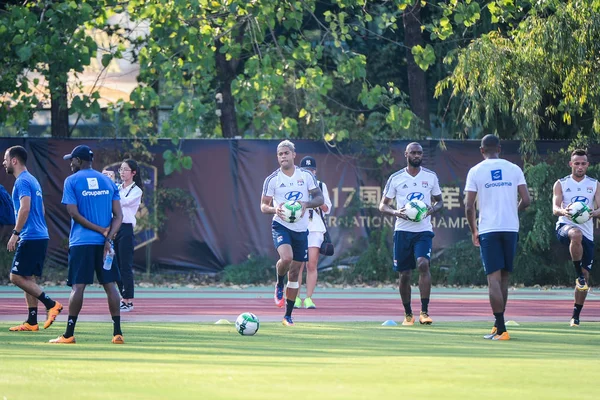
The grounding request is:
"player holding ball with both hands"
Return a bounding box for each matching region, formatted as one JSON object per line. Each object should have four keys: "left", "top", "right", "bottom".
{"left": 552, "top": 148, "right": 600, "bottom": 327}
{"left": 260, "top": 140, "right": 323, "bottom": 326}
{"left": 379, "top": 142, "right": 444, "bottom": 327}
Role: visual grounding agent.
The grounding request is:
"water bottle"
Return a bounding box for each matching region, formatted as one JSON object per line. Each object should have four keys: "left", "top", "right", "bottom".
{"left": 103, "top": 243, "right": 115, "bottom": 270}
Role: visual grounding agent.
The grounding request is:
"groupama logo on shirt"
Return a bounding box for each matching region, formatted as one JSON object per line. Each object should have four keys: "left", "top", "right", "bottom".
{"left": 485, "top": 169, "right": 513, "bottom": 188}
{"left": 87, "top": 177, "right": 99, "bottom": 189}
{"left": 82, "top": 190, "right": 110, "bottom": 196}
{"left": 491, "top": 169, "right": 502, "bottom": 181}
{"left": 484, "top": 181, "right": 512, "bottom": 189}
{"left": 82, "top": 176, "right": 110, "bottom": 196}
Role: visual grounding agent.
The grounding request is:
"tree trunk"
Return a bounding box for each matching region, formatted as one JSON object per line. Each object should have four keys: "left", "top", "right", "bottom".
{"left": 214, "top": 53, "right": 239, "bottom": 138}
{"left": 150, "top": 80, "right": 160, "bottom": 136}
{"left": 49, "top": 63, "right": 70, "bottom": 137}
{"left": 214, "top": 21, "right": 247, "bottom": 138}
{"left": 403, "top": 1, "right": 431, "bottom": 133}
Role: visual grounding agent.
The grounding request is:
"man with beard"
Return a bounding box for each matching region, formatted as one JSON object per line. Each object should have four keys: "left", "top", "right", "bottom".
{"left": 260, "top": 140, "right": 324, "bottom": 326}
{"left": 379, "top": 142, "right": 444, "bottom": 326}
{"left": 3, "top": 145, "right": 63, "bottom": 331}
{"left": 49, "top": 145, "right": 124, "bottom": 344}
{"left": 465, "top": 134, "right": 530, "bottom": 340}
{"left": 552, "top": 149, "right": 600, "bottom": 327}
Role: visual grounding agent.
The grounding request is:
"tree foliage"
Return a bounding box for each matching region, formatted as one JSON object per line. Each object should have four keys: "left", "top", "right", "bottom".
{"left": 124, "top": 0, "right": 422, "bottom": 146}
{"left": 435, "top": 0, "right": 600, "bottom": 151}
{"left": 0, "top": 0, "right": 124, "bottom": 136}
{"left": 3, "top": 0, "right": 600, "bottom": 152}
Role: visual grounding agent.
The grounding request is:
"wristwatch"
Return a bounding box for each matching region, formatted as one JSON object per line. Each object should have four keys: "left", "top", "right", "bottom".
{"left": 12, "top": 229, "right": 20, "bottom": 236}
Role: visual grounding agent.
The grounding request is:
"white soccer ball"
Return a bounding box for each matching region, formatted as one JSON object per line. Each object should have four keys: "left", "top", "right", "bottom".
{"left": 569, "top": 201, "right": 592, "bottom": 224}
{"left": 235, "top": 312, "right": 259, "bottom": 336}
{"left": 281, "top": 200, "right": 302, "bottom": 223}
{"left": 404, "top": 200, "right": 428, "bottom": 222}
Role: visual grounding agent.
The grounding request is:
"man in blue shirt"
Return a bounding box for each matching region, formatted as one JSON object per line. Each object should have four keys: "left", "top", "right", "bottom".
{"left": 3, "top": 146, "right": 63, "bottom": 331}
{"left": 49, "top": 145, "right": 124, "bottom": 344}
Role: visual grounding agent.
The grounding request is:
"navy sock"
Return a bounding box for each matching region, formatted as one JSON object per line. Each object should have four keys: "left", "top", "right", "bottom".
{"left": 37, "top": 292, "right": 56, "bottom": 310}
{"left": 572, "top": 304, "right": 583, "bottom": 320}
{"left": 112, "top": 316, "right": 122, "bottom": 336}
{"left": 573, "top": 260, "right": 583, "bottom": 278}
{"left": 285, "top": 299, "right": 295, "bottom": 317}
{"left": 277, "top": 274, "right": 285, "bottom": 288}
{"left": 421, "top": 298, "right": 430, "bottom": 314}
{"left": 26, "top": 307, "right": 38, "bottom": 325}
{"left": 64, "top": 315, "right": 78, "bottom": 338}
{"left": 403, "top": 302, "right": 412, "bottom": 316}
{"left": 494, "top": 312, "right": 506, "bottom": 334}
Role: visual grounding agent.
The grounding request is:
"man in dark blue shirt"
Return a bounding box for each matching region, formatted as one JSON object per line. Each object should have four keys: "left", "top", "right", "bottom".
{"left": 3, "top": 145, "right": 63, "bottom": 331}
{"left": 49, "top": 145, "right": 124, "bottom": 344}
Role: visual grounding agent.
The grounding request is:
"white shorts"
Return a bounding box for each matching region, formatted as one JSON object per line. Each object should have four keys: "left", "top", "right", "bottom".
{"left": 307, "top": 231, "right": 324, "bottom": 248}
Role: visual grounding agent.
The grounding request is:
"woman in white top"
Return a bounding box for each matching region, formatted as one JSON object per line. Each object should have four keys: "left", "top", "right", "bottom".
{"left": 115, "top": 159, "right": 143, "bottom": 312}
{"left": 295, "top": 156, "right": 332, "bottom": 309}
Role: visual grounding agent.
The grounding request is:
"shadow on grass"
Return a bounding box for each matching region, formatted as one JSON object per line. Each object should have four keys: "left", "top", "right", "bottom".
{"left": 1, "top": 322, "right": 598, "bottom": 365}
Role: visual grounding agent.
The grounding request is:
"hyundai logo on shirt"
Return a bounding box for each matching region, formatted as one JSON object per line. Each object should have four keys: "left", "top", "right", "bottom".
{"left": 406, "top": 192, "right": 424, "bottom": 201}
{"left": 285, "top": 191, "right": 303, "bottom": 201}
{"left": 571, "top": 196, "right": 589, "bottom": 204}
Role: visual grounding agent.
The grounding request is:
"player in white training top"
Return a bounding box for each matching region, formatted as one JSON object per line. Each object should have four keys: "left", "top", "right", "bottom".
{"left": 379, "top": 142, "right": 444, "bottom": 326}
{"left": 465, "top": 134, "right": 530, "bottom": 341}
{"left": 260, "top": 140, "right": 323, "bottom": 326}
{"left": 552, "top": 149, "right": 600, "bottom": 327}
{"left": 294, "top": 155, "right": 333, "bottom": 310}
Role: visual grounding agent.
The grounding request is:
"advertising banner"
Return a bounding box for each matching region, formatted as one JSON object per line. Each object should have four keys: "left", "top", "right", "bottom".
{"left": 0, "top": 138, "right": 587, "bottom": 273}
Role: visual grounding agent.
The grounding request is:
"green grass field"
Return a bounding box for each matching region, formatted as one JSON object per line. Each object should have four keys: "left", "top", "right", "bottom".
{"left": 1, "top": 322, "right": 598, "bottom": 400}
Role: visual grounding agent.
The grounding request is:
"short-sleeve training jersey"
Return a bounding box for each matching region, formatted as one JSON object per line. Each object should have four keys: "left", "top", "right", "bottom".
{"left": 383, "top": 167, "right": 442, "bottom": 233}
{"left": 464, "top": 158, "right": 527, "bottom": 235}
{"left": 12, "top": 171, "right": 49, "bottom": 240}
{"left": 62, "top": 168, "right": 120, "bottom": 246}
{"left": 262, "top": 166, "right": 318, "bottom": 232}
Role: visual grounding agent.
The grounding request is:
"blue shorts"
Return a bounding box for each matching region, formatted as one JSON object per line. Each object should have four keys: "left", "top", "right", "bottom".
{"left": 393, "top": 230, "right": 434, "bottom": 272}
{"left": 67, "top": 245, "right": 121, "bottom": 286}
{"left": 10, "top": 239, "right": 48, "bottom": 277}
{"left": 556, "top": 224, "right": 594, "bottom": 271}
{"left": 272, "top": 221, "right": 308, "bottom": 262}
{"left": 479, "top": 232, "right": 518, "bottom": 275}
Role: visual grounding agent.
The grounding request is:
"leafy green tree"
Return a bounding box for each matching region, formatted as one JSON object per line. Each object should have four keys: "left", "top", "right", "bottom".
{"left": 434, "top": 0, "right": 600, "bottom": 149}
{"left": 124, "top": 0, "right": 423, "bottom": 146}
{"left": 0, "top": 0, "right": 123, "bottom": 137}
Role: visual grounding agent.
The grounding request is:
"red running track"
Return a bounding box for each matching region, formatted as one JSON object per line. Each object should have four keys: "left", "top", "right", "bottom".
{"left": 1, "top": 298, "right": 598, "bottom": 323}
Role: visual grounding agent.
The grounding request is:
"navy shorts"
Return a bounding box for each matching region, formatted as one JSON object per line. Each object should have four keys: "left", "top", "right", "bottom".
{"left": 10, "top": 239, "right": 48, "bottom": 277}
{"left": 272, "top": 221, "right": 308, "bottom": 262}
{"left": 393, "top": 231, "right": 434, "bottom": 272}
{"left": 556, "top": 224, "right": 594, "bottom": 271}
{"left": 67, "top": 245, "right": 121, "bottom": 286}
{"left": 479, "top": 232, "right": 518, "bottom": 275}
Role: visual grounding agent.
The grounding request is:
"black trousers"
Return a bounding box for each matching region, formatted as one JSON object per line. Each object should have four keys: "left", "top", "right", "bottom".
{"left": 114, "top": 223, "right": 135, "bottom": 299}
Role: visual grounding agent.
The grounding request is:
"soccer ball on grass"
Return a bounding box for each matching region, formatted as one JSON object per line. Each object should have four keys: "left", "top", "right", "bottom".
{"left": 235, "top": 312, "right": 259, "bottom": 336}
